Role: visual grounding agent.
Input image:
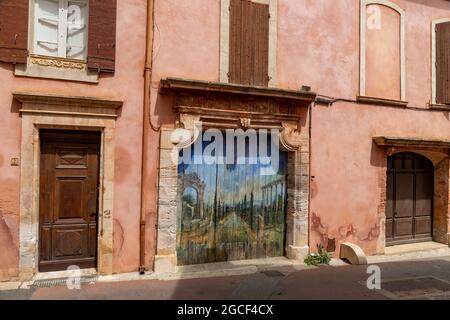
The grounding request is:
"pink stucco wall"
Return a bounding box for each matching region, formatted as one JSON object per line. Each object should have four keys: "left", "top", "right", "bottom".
{"left": 148, "top": 0, "right": 450, "bottom": 258}
{"left": 2, "top": 0, "right": 449, "bottom": 280}
{"left": 0, "top": 0, "right": 147, "bottom": 280}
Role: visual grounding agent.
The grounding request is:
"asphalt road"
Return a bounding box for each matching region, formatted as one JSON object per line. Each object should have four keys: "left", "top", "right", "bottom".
{"left": 1, "top": 256, "right": 450, "bottom": 300}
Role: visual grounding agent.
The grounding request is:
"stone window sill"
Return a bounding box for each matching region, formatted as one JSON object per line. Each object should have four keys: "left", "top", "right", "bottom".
{"left": 14, "top": 55, "right": 99, "bottom": 84}
{"left": 357, "top": 95, "right": 408, "bottom": 108}
{"left": 429, "top": 103, "right": 450, "bottom": 111}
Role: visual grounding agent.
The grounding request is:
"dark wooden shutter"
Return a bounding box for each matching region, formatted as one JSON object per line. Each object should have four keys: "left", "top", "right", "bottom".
{"left": 229, "top": 0, "right": 243, "bottom": 85}
{"left": 252, "top": 2, "right": 269, "bottom": 86}
{"left": 229, "top": 0, "right": 269, "bottom": 87}
{"left": 87, "top": 0, "right": 117, "bottom": 72}
{"left": 436, "top": 22, "right": 450, "bottom": 104}
{"left": 0, "top": 0, "right": 29, "bottom": 64}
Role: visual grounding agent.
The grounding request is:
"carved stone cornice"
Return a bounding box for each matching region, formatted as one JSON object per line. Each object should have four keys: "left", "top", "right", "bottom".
{"left": 160, "top": 78, "right": 317, "bottom": 103}
{"left": 30, "top": 54, "right": 86, "bottom": 70}
{"left": 13, "top": 92, "right": 123, "bottom": 118}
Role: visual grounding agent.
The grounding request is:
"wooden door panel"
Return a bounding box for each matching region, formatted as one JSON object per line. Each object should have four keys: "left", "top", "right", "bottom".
{"left": 415, "top": 172, "right": 433, "bottom": 217}
{"left": 394, "top": 218, "right": 413, "bottom": 237}
{"left": 55, "top": 177, "right": 87, "bottom": 222}
{"left": 39, "top": 130, "right": 100, "bottom": 272}
{"left": 394, "top": 173, "right": 414, "bottom": 218}
{"left": 56, "top": 148, "right": 88, "bottom": 169}
{"left": 52, "top": 225, "right": 88, "bottom": 260}
{"left": 414, "top": 216, "right": 432, "bottom": 236}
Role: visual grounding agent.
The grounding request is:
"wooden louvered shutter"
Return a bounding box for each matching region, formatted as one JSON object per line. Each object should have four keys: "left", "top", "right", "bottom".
{"left": 229, "top": 0, "right": 243, "bottom": 84}
{"left": 229, "top": 0, "right": 269, "bottom": 86}
{"left": 87, "top": 0, "right": 117, "bottom": 72}
{"left": 0, "top": 0, "right": 29, "bottom": 64}
{"left": 436, "top": 22, "right": 450, "bottom": 104}
{"left": 252, "top": 2, "right": 269, "bottom": 86}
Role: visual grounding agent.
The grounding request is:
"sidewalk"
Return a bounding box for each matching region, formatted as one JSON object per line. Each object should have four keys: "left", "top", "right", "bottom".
{"left": 1, "top": 248, "right": 450, "bottom": 300}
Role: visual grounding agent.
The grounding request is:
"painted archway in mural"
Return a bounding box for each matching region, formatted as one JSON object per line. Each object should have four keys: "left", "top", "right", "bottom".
{"left": 386, "top": 152, "right": 434, "bottom": 246}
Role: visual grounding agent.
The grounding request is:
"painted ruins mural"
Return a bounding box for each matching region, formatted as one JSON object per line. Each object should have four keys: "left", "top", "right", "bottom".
{"left": 177, "top": 134, "right": 288, "bottom": 265}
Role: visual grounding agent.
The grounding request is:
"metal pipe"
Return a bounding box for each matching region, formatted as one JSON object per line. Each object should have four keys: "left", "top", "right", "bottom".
{"left": 139, "top": 0, "right": 159, "bottom": 274}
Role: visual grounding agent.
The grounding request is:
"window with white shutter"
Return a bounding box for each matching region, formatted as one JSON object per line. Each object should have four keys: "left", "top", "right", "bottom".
{"left": 33, "top": 0, "right": 88, "bottom": 60}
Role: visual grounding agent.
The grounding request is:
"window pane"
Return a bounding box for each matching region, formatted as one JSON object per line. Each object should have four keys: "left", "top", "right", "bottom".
{"left": 66, "top": 0, "right": 88, "bottom": 60}
{"left": 35, "top": 0, "right": 59, "bottom": 57}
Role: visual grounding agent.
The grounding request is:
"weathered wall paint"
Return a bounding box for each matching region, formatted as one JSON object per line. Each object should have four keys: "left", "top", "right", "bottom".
{"left": 0, "top": 0, "right": 147, "bottom": 281}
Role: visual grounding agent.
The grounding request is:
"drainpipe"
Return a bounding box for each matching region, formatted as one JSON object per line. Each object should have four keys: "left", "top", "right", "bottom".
{"left": 140, "top": 0, "right": 160, "bottom": 274}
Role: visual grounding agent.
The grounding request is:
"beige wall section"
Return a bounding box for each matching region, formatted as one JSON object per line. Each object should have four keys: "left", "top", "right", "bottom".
{"left": 360, "top": 0, "right": 406, "bottom": 101}
{"left": 14, "top": 93, "right": 122, "bottom": 280}
{"left": 219, "top": 0, "right": 278, "bottom": 86}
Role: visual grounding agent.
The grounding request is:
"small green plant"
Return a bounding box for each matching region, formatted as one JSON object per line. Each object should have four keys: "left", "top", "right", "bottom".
{"left": 304, "top": 244, "right": 332, "bottom": 266}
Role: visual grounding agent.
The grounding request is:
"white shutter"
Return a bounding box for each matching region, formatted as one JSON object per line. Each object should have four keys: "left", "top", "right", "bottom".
{"left": 66, "top": 0, "right": 88, "bottom": 59}
{"left": 34, "top": 0, "right": 60, "bottom": 57}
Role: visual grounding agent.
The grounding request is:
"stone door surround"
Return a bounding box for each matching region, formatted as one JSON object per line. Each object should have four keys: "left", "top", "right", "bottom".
{"left": 13, "top": 92, "right": 122, "bottom": 280}
{"left": 155, "top": 78, "right": 316, "bottom": 272}
{"left": 374, "top": 136, "right": 450, "bottom": 251}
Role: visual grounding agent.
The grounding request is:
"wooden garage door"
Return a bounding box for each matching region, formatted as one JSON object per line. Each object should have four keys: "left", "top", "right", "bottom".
{"left": 176, "top": 135, "right": 288, "bottom": 265}
{"left": 386, "top": 153, "right": 434, "bottom": 246}
{"left": 39, "top": 130, "right": 101, "bottom": 272}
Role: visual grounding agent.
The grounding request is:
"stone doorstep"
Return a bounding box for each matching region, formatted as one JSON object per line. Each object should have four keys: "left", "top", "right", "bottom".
{"left": 368, "top": 243, "right": 450, "bottom": 264}
{"left": 384, "top": 242, "right": 448, "bottom": 255}
{"left": 0, "top": 281, "right": 22, "bottom": 291}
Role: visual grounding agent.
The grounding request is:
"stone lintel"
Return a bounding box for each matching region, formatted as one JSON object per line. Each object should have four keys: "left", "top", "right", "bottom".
{"left": 374, "top": 136, "right": 450, "bottom": 150}
{"left": 13, "top": 92, "right": 123, "bottom": 117}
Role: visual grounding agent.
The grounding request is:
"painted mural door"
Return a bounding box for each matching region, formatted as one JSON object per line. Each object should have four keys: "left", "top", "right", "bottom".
{"left": 386, "top": 153, "right": 434, "bottom": 246}
{"left": 39, "top": 130, "right": 100, "bottom": 272}
{"left": 177, "top": 134, "right": 288, "bottom": 265}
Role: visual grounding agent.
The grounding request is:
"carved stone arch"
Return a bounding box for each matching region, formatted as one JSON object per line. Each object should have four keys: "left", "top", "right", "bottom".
{"left": 386, "top": 147, "right": 448, "bottom": 168}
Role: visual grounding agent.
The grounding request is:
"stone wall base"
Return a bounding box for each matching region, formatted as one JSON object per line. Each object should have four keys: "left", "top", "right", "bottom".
{"left": 154, "top": 254, "right": 177, "bottom": 274}
{"left": 286, "top": 245, "right": 309, "bottom": 260}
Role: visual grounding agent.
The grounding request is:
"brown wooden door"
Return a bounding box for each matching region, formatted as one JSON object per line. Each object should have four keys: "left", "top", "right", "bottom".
{"left": 39, "top": 130, "right": 101, "bottom": 272}
{"left": 386, "top": 153, "right": 434, "bottom": 246}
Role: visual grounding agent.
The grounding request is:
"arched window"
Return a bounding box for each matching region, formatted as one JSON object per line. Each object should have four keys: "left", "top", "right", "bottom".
{"left": 360, "top": 0, "right": 405, "bottom": 102}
